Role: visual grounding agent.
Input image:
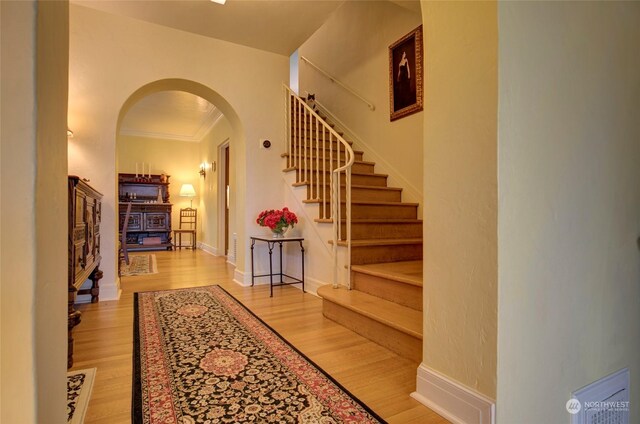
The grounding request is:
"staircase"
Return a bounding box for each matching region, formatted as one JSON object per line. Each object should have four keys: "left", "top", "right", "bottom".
{"left": 283, "top": 87, "right": 423, "bottom": 363}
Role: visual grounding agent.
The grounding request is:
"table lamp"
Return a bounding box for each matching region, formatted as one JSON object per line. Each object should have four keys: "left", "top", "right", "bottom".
{"left": 179, "top": 184, "right": 196, "bottom": 208}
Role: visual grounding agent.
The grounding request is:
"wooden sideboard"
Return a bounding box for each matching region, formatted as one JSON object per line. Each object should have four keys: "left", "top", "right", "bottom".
{"left": 68, "top": 176, "right": 103, "bottom": 368}
{"left": 118, "top": 173, "right": 173, "bottom": 251}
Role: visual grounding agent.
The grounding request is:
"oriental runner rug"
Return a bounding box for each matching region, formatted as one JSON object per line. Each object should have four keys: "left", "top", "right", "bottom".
{"left": 121, "top": 254, "right": 158, "bottom": 277}
{"left": 133, "top": 285, "right": 386, "bottom": 424}
{"left": 67, "top": 368, "right": 96, "bottom": 424}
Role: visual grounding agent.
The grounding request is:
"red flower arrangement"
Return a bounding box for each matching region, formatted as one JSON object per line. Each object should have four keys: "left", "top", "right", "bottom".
{"left": 256, "top": 207, "right": 298, "bottom": 234}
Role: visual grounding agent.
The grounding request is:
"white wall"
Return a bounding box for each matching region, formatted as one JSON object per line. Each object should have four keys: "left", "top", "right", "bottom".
{"left": 298, "top": 0, "right": 423, "bottom": 207}
{"left": 290, "top": 50, "right": 299, "bottom": 95}
{"left": 68, "top": 4, "right": 289, "bottom": 294}
{"left": 1, "top": 1, "right": 68, "bottom": 422}
{"left": 498, "top": 2, "right": 640, "bottom": 422}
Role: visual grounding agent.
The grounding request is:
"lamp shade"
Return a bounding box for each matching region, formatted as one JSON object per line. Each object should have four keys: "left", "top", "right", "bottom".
{"left": 179, "top": 184, "right": 196, "bottom": 197}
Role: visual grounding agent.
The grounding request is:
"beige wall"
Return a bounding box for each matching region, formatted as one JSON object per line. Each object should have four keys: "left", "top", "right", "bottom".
{"left": 1, "top": 0, "right": 68, "bottom": 422}
{"left": 421, "top": 1, "right": 498, "bottom": 399}
{"left": 298, "top": 0, "right": 423, "bottom": 206}
{"left": 1, "top": 2, "right": 38, "bottom": 420}
{"left": 117, "top": 135, "right": 201, "bottom": 234}
{"left": 497, "top": 2, "right": 640, "bottom": 422}
{"left": 69, "top": 4, "right": 289, "bottom": 293}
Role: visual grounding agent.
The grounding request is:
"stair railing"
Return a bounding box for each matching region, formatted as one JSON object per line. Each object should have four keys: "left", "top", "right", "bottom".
{"left": 283, "top": 85, "right": 353, "bottom": 289}
{"left": 300, "top": 56, "right": 376, "bottom": 111}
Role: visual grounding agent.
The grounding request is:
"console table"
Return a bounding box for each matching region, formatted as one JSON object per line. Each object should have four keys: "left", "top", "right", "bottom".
{"left": 250, "top": 236, "right": 305, "bottom": 297}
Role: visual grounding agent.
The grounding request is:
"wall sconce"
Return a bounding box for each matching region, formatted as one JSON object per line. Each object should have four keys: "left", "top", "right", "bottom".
{"left": 67, "top": 129, "right": 74, "bottom": 138}
{"left": 199, "top": 162, "right": 216, "bottom": 178}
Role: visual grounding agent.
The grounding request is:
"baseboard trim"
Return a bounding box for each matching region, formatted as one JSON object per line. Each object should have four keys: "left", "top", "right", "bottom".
{"left": 241, "top": 272, "right": 325, "bottom": 296}
{"left": 303, "top": 276, "right": 326, "bottom": 296}
{"left": 233, "top": 269, "right": 249, "bottom": 287}
{"left": 411, "top": 364, "right": 495, "bottom": 424}
{"left": 198, "top": 242, "right": 219, "bottom": 256}
{"left": 99, "top": 282, "right": 121, "bottom": 301}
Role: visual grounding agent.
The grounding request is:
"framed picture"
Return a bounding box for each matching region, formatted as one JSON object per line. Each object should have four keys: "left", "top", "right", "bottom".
{"left": 389, "top": 25, "right": 423, "bottom": 121}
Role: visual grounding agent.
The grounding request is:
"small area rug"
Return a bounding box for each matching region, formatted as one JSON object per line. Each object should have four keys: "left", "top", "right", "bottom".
{"left": 67, "top": 368, "right": 96, "bottom": 424}
{"left": 133, "top": 285, "right": 386, "bottom": 423}
{"left": 121, "top": 254, "right": 158, "bottom": 276}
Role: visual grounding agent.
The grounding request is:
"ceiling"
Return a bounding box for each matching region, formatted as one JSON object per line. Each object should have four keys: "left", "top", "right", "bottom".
{"left": 120, "top": 91, "right": 223, "bottom": 142}
{"left": 86, "top": 0, "right": 421, "bottom": 141}
{"left": 73, "top": 0, "right": 345, "bottom": 56}
{"left": 82, "top": 0, "right": 345, "bottom": 140}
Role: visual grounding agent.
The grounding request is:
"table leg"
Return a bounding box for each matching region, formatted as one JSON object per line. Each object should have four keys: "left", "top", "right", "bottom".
{"left": 250, "top": 239, "right": 256, "bottom": 287}
{"left": 268, "top": 242, "right": 274, "bottom": 297}
{"left": 88, "top": 267, "right": 103, "bottom": 303}
{"left": 279, "top": 241, "right": 284, "bottom": 283}
{"left": 299, "top": 241, "right": 305, "bottom": 293}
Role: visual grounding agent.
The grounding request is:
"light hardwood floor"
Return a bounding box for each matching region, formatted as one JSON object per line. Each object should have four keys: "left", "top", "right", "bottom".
{"left": 72, "top": 250, "right": 448, "bottom": 423}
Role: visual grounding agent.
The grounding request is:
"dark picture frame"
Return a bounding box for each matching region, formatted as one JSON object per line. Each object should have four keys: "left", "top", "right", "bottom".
{"left": 389, "top": 25, "right": 423, "bottom": 121}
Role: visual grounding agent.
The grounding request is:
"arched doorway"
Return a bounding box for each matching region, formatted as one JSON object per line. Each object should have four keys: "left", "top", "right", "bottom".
{"left": 116, "top": 79, "right": 245, "bottom": 265}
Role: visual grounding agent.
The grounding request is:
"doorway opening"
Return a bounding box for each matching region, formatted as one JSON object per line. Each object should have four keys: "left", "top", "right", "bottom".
{"left": 115, "top": 79, "right": 244, "bottom": 264}
{"left": 218, "top": 139, "right": 231, "bottom": 258}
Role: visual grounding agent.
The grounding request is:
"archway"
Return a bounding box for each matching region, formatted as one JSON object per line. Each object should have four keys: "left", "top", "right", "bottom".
{"left": 115, "top": 79, "right": 246, "bottom": 269}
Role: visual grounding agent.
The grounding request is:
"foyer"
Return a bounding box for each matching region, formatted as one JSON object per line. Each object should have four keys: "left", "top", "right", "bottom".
{"left": 72, "top": 250, "right": 448, "bottom": 424}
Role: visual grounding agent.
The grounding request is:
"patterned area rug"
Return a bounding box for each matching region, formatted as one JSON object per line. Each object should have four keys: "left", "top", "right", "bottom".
{"left": 133, "top": 285, "right": 386, "bottom": 423}
{"left": 122, "top": 254, "right": 158, "bottom": 276}
{"left": 67, "top": 368, "right": 96, "bottom": 424}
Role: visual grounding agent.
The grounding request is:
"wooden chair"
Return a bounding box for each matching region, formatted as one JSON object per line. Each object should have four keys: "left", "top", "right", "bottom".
{"left": 173, "top": 208, "right": 197, "bottom": 250}
{"left": 118, "top": 202, "right": 132, "bottom": 276}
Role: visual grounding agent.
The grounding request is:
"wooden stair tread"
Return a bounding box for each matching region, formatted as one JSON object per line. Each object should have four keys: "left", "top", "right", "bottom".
{"left": 290, "top": 133, "right": 351, "bottom": 143}
{"left": 284, "top": 169, "right": 387, "bottom": 179}
{"left": 351, "top": 200, "right": 419, "bottom": 206}
{"left": 291, "top": 171, "right": 388, "bottom": 180}
{"left": 331, "top": 238, "right": 423, "bottom": 247}
{"left": 284, "top": 159, "right": 376, "bottom": 167}
{"left": 351, "top": 261, "right": 423, "bottom": 287}
{"left": 317, "top": 285, "right": 422, "bottom": 339}
{"left": 297, "top": 184, "right": 402, "bottom": 192}
{"left": 281, "top": 150, "right": 365, "bottom": 158}
{"left": 315, "top": 218, "right": 422, "bottom": 224}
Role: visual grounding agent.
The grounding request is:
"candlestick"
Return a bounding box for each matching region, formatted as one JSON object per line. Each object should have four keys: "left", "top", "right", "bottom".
{"left": 135, "top": 162, "right": 138, "bottom": 178}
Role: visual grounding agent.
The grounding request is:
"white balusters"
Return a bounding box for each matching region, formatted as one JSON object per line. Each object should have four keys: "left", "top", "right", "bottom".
{"left": 283, "top": 85, "right": 354, "bottom": 288}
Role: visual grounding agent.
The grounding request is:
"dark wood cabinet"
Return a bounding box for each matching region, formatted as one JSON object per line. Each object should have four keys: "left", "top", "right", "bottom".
{"left": 118, "top": 173, "right": 173, "bottom": 250}
{"left": 68, "top": 176, "right": 103, "bottom": 368}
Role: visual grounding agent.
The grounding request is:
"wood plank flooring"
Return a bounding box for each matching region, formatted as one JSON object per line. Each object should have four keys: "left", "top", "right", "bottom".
{"left": 71, "top": 250, "right": 448, "bottom": 423}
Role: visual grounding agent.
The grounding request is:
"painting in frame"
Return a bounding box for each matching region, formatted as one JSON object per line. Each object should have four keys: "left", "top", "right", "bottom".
{"left": 389, "top": 25, "right": 423, "bottom": 121}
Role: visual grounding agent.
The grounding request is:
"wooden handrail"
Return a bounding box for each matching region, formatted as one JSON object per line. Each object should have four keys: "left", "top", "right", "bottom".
{"left": 300, "top": 56, "right": 376, "bottom": 112}
{"left": 283, "top": 85, "right": 353, "bottom": 289}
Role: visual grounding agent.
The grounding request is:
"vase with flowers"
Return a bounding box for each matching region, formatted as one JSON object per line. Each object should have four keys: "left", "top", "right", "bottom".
{"left": 256, "top": 207, "right": 298, "bottom": 238}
